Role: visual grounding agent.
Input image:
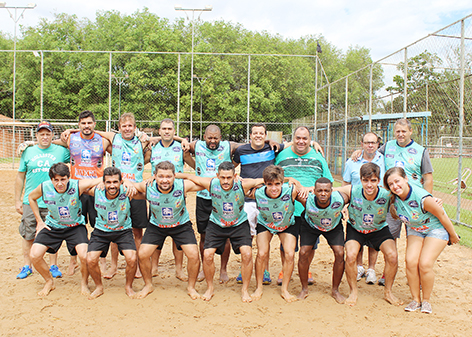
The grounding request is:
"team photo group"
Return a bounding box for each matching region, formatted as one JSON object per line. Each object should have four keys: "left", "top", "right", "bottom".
{"left": 15, "top": 110, "right": 460, "bottom": 314}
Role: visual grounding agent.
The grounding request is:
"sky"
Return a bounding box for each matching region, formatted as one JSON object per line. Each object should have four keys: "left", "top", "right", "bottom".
{"left": 0, "top": 0, "right": 470, "bottom": 61}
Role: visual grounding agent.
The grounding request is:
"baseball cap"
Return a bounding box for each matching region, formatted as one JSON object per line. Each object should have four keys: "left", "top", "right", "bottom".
{"left": 36, "top": 121, "right": 53, "bottom": 132}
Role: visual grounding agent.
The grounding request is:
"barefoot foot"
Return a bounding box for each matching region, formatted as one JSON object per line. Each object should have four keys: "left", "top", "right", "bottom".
{"left": 219, "top": 271, "right": 229, "bottom": 284}
{"left": 298, "top": 288, "right": 309, "bottom": 300}
{"left": 68, "top": 262, "right": 78, "bottom": 276}
{"left": 175, "top": 270, "right": 188, "bottom": 282}
{"left": 281, "top": 290, "right": 298, "bottom": 303}
{"left": 89, "top": 287, "right": 104, "bottom": 300}
{"left": 331, "top": 289, "right": 346, "bottom": 304}
{"left": 202, "top": 288, "right": 214, "bottom": 301}
{"left": 251, "top": 288, "right": 263, "bottom": 301}
{"left": 104, "top": 267, "right": 117, "bottom": 280}
{"left": 81, "top": 284, "right": 91, "bottom": 297}
{"left": 136, "top": 285, "right": 154, "bottom": 299}
{"left": 188, "top": 288, "right": 201, "bottom": 300}
{"left": 151, "top": 268, "right": 159, "bottom": 277}
{"left": 125, "top": 287, "right": 136, "bottom": 299}
{"left": 385, "top": 292, "right": 403, "bottom": 306}
{"left": 345, "top": 293, "right": 357, "bottom": 306}
{"left": 241, "top": 290, "right": 252, "bottom": 303}
{"left": 38, "top": 280, "right": 55, "bottom": 297}
{"left": 197, "top": 270, "right": 205, "bottom": 282}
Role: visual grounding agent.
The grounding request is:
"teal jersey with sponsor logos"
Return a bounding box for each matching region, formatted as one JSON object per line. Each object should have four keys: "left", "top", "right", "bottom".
{"left": 348, "top": 185, "right": 390, "bottom": 233}
{"left": 19, "top": 144, "right": 70, "bottom": 207}
{"left": 256, "top": 183, "right": 295, "bottom": 233}
{"left": 42, "top": 179, "right": 84, "bottom": 229}
{"left": 194, "top": 140, "right": 231, "bottom": 199}
{"left": 209, "top": 179, "right": 247, "bottom": 227}
{"left": 393, "top": 184, "right": 443, "bottom": 234}
{"left": 150, "top": 140, "right": 184, "bottom": 173}
{"left": 384, "top": 140, "right": 425, "bottom": 189}
{"left": 94, "top": 186, "right": 131, "bottom": 232}
{"left": 275, "top": 147, "right": 333, "bottom": 216}
{"left": 111, "top": 134, "right": 144, "bottom": 183}
{"left": 304, "top": 191, "right": 345, "bottom": 232}
{"left": 147, "top": 178, "right": 190, "bottom": 228}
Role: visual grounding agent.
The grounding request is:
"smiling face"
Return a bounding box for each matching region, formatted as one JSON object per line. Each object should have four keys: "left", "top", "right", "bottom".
{"left": 36, "top": 129, "right": 53, "bottom": 149}
{"left": 361, "top": 175, "right": 380, "bottom": 198}
{"left": 79, "top": 117, "right": 96, "bottom": 138}
{"left": 51, "top": 175, "right": 69, "bottom": 194}
{"left": 250, "top": 126, "right": 266, "bottom": 150}
{"left": 119, "top": 118, "right": 136, "bottom": 140}
{"left": 104, "top": 174, "right": 121, "bottom": 199}
{"left": 155, "top": 168, "right": 175, "bottom": 193}
{"left": 159, "top": 121, "right": 175, "bottom": 143}
{"left": 362, "top": 133, "right": 379, "bottom": 156}
{"left": 265, "top": 179, "right": 283, "bottom": 199}
{"left": 394, "top": 124, "right": 413, "bottom": 147}
{"left": 387, "top": 172, "right": 409, "bottom": 199}
{"left": 292, "top": 127, "right": 311, "bottom": 156}
{"left": 217, "top": 169, "right": 235, "bottom": 191}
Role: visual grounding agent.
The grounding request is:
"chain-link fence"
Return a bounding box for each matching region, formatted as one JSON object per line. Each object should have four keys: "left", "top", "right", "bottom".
{"left": 1, "top": 14, "right": 472, "bottom": 228}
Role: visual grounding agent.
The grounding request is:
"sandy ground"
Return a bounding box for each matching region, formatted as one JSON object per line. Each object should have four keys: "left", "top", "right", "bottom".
{"left": 1, "top": 169, "right": 472, "bottom": 337}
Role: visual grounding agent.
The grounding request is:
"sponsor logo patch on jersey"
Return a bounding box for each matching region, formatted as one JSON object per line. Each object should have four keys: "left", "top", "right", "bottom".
{"left": 206, "top": 159, "right": 216, "bottom": 171}
{"left": 58, "top": 206, "right": 71, "bottom": 219}
{"left": 162, "top": 207, "right": 173, "bottom": 219}
{"left": 67, "top": 188, "right": 76, "bottom": 195}
{"left": 408, "top": 200, "right": 419, "bottom": 208}
{"left": 376, "top": 198, "right": 387, "bottom": 205}
{"left": 281, "top": 194, "right": 290, "bottom": 201}
{"left": 173, "top": 190, "right": 183, "bottom": 197}
{"left": 408, "top": 148, "right": 418, "bottom": 155}
{"left": 223, "top": 202, "right": 234, "bottom": 214}
{"left": 108, "top": 211, "right": 119, "bottom": 224}
{"left": 272, "top": 212, "right": 283, "bottom": 221}
{"left": 395, "top": 160, "right": 405, "bottom": 168}
{"left": 331, "top": 201, "right": 342, "bottom": 209}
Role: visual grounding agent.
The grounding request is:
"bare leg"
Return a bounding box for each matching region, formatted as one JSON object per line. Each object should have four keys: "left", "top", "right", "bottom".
{"left": 68, "top": 255, "right": 78, "bottom": 275}
{"left": 202, "top": 248, "right": 216, "bottom": 301}
{"left": 356, "top": 245, "right": 364, "bottom": 270}
{"left": 307, "top": 249, "right": 315, "bottom": 284}
{"left": 418, "top": 237, "right": 447, "bottom": 302}
{"left": 405, "top": 236, "right": 423, "bottom": 303}
{"left": 133, "top": 228, "right": 143, "bottom": 278}
{"left": 331, "top": 245, "right": 346, "bottom": 303}
{"left": 151, "top": 249, "right": 159, "bottom": 277}
{"left": 219, "top": 239, "right": 230, "bottom": 283}
{"left": 197, "top": 233, "right": 206, "bottom": 281}
{"left": 181, "top": 244, "right": 201, "bottom": 300}
{"left": 87, "top": 251, "right": 104, "bottom": 300}
{"left": 30, "top": 243, "right": 55, "bottom": 296}
{"left": 344, "top": 240, "right": 361, "bottom": 306}
{"left": 22, "top": 238, "right": 34, "bottom": 267}
{"left": 251, "top": 231, "right": 272, "bottom": 301}
{"left": 136, "top": 244, "right": 157, "bottom": 299}
{"left": 239, "top": 246, "right": 253, "bottom": 303}
{"left": 279, "top": 233, "right": 297, "bottom": 302}
{"left": 379, "top": 239, "right": 402, "bottom": 305}
{"left": 122, "top": 250, "right": 138, "bottom": 298}
{"left": 104, "top": 242, "right": 119, "bottom": 279}
{"left": 173, "top": 240, "right": 186, "bottom": 281}
{"left": 368, "top": 247, "right": 379, "bottom": 270}
{"left": 75, "top": 244, "right": 90, "bottom": 296}
{"left": 297, "top": 245, "right": 312, "bottom": 299}
{"left": 48, "top": 252, "right": 58, "bottom": 266}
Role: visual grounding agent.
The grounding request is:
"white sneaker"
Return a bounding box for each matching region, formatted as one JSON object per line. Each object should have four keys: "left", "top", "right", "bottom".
{"left": 357, "top": 265, "right": 365, "bottom": 281}
{"left": 365, "top": 268, "right": 377, "bottom": 284}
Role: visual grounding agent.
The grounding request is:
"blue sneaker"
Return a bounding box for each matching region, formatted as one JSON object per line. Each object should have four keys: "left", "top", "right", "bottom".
{"left": 236, "top": 272, "right": 243, "bottom": 284}
{"left": 17, "top": 265, "right": 33, "bottom": 279}
{"left": 49, "top": 265, "right": 62, "bottom": 278}
{"left": 263, "top": 270, "right": 272, "bottom": 285}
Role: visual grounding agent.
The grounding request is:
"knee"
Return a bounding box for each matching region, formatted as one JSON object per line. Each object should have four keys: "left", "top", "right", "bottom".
{"left": 418, "top": 260, "right": 434, "bottom": 274}
{"left": 334, "top": 249, "right": 345, "bottom": 262}
{"left": 345, "top": 251, "right": 357, "bottom": 265}
{"left": 186, "top": 250, "right": 200, "bottom": 263}
{"left": 30, "top": 250, "right": 43, "bottom": 263}
{"left": 87, "top": 255, "right": 98, "bottom": 267}
{"left": 284, "top": 250, "right": 295, "bottom": 262}
{"left": 385, "top": 251, "right": 398, "bottom": 265}
{"left": 241, "top": 251, "right": 253, "bottom": 264}
{"left": 203, "top": 252, "right": 214, "bottom": 264}
{"left": 257, "top": 250, "right": 269, "bottom": 261}
{"left": 127, "top": 254, "right": 137, "bottom": 267}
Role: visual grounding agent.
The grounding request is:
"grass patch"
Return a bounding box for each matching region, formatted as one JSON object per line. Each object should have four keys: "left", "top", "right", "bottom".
{"left": 431, "top": 157, "right": 472, "bottom": 200}
{"left": 442, "top": 204, "right": 472, "bottom": 248}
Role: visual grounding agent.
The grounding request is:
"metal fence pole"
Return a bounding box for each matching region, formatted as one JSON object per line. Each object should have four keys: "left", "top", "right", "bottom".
{"left": 246, "top": 55, "right": 251, "bottom": 141}
{"left": 314, "top": 57, "right": 318, "bottom": 141}
{"left": 403, "top": 48, "right": 408, "bottom": 118}
{"left": 456, "top": 19, "right": 466, "bottom": 222}
{"left": 344, "top": 76, "right": 348, "bottom": 168}
{"left": 108, "top": 52, "right": 112, "bottom": 132}
{"left": 368, "top": 64, "right": 373, "bottom": 130}
{"left": 40, "top": 51, "right": 44, "bottom": 120}
{"left": 327, "top": 84, "right": 331, "bottom": 163}
{"left": 177, "top": 53, "right": 181, "bottom": 136}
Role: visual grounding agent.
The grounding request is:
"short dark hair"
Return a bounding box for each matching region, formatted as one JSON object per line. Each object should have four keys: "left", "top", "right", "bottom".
{"left": 79, "top": 110, "right": 95, "bottom": 122}
{"left": 160, "top": 118, "right": 175, "bottom": 128}
{"left": 155, "top": 161, "right": 175, "bottom": 174}
{"left": 103, "top": 167, "right": 122, "bottom": 181}
{"left": 360, "top": 162, "right": 380, "bottom": 180}
{"left": 384, "top": 167, "right": 407, "bottom": 190}
{"left": 263, "top": 165, "right": 284, "bottom": 183}
{"left": 394, "top": 118, "right": 412, "bottom": 130}
{"left": 294, "top": 126, "right": 311, "bottom": 136}
{"left": 49, "top": 163, "right": 70, "bottom": 179}
{"left": 315, "top": 177, "right": 332, "bottom": 187}
{"left": 218, "top": 161, "right": 235, "bottom": 173}
{"left": 251, "top": 123, "right": 267, "bottom": 134}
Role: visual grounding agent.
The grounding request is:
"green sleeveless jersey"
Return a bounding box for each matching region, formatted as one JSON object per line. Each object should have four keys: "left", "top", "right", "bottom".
{"left": 42, "top": 179, "right": 85, "bottom": 229}
{"left": 256, "top": 183, "right": 295, "bottom": 233}
{"left": 384, "top": 140, "right": 425, "bottom": 189}
{"left": 393, "top": 184, "right": 443, "bottom": 234}
{"left": 194, "top": 140, "right": 231, "bottom": 199}
{"left": 304, "top": 191, "right": 345, "bottom": 232}
{"left": 94, "top": 186, "right": 131, "bottom": 232}
{"left": 209, "top": 179, "right": 247, "bottom": 227}
{"left": 150, "top": 140, "right": 184, "bottom": 173}
{"left": 112, "top": 134, "right": 144, "bottom": 182}
{"left": 348, "top": 185, "right": 390, "bottom": 233}
{"left": 147, "top": 178, "right": 190, "bottom": 228}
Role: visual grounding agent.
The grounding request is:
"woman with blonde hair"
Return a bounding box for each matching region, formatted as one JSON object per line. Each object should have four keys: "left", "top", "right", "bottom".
{"left": 384, "top": 167, "right": 460, "bottom": 314}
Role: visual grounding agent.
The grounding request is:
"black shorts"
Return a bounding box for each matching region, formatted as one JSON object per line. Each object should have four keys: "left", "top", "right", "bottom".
{"left": 196, "top": 197, "right": 212, "bottom": 234}
{"left": 130, "top": 199, "right": 149, "bottom": 229}
{"left": 300, "top": 220, "right": 345, "bottom": 248}
{"left": 88, "top": 228, "right": 136, "bottom": 257}
{"left": 141, "top": 221, "right": 197, "bottom": 250}
{"left": 80, "top": 194, "right": 97, "bottom": 228}
{"left": 277, "top": 216, "right": 307, "bottom": 253}
{"left": 34, "top": 225, "right": 89, "bottom": 256}
{"left": 345, "top": 223, "right": 394, "bottom": 251}
{"left": 204, "top": 220, "right": 252, "bottom": 255}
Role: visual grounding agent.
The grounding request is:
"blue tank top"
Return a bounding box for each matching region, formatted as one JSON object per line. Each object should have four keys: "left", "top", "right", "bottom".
{"left": 112, "top": 134, "right": 144, "bottom": 182}
{"left": 304, "top": 191, "right": 345, "bottom": 232}
{"left": 68, "top": 132, "right": 105, "bottom": 179}
{"left": 348, "top": 185, "right": 390, "bottom": 233}
{"left": 194, "top": 140, "right": 231, "bottom": 199}
{"left": 384, "top": 140, "right": 425, "bottom": 189}
{"left": 150, "top": 140, "right": 184, "bottom": 173}
{"left": 256, "top": 183, "right": 295, "bottom": 233}
{"left": 42, "top": 179, "right": 85, "bottom": 229}
{"left": 393, "top": 184, "right": 444, "bottom": 234}
{"left": 209, "top": 179, "right": 247, "bottom": 227}
{"left": 147, "top": 178, "right": 190, "bottom": 228}
{"left": 94, "top": 186, "right": 132, "bottom": 232}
